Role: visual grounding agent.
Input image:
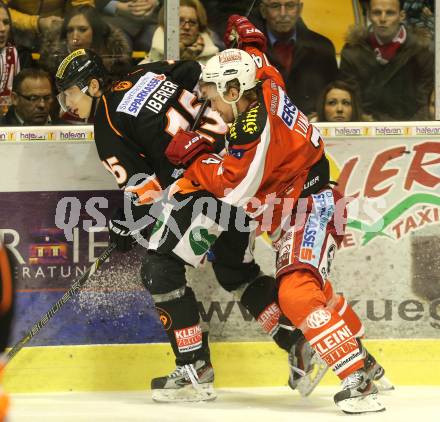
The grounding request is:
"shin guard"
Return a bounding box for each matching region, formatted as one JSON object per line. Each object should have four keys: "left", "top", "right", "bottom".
{"left": 154, "top": 287, "right": 207, "bottom": 365}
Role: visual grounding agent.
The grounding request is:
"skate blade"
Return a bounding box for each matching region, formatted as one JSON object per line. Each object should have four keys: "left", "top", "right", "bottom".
{"left": 336, "top": 393, "right": 386, "bottom": 414}
{"left": 152, "top": 383, "right": 217, "bottom": 403}
{"left": 375, "top": 375, "right": 395, "bottom": 392}
{"left": 297, "top": 355, "right": 329, "bottom": 397}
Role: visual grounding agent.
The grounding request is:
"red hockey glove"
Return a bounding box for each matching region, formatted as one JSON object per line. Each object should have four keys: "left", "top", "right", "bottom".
{"left": 165, "top": 129, "right": 214, "bottom": 167}
{"left": 224, "top": 14, "right": 267, "bottom": 52}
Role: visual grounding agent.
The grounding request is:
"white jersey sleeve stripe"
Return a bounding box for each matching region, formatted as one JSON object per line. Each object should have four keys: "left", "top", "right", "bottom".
{"left": 221, "top": 117, "right": 271, "bottom": 206}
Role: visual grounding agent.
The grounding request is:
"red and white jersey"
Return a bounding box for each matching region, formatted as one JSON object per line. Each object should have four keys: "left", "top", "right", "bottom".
{"left": 0, "top": 45, "right": 20, "bottom": 106}
{"left": 184, "top": 53, "right": 325, "bottom": 234}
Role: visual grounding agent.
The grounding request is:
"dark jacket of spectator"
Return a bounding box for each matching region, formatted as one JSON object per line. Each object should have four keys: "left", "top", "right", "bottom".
{"left": 203, "top": 0, "right": 249, "bottom": 37}
{"left": 339, "top": 25, "right": 434, "bottom": 121}
{"left": 96, "top": 0, "right": 160, "bottom": 51}
{"left": 39, "top": 17, "right": 131, "bottom": 78}
{"left": 255, "top": 17, "right": 338, "bottom": 115}
{"left": 1, "top": 108, "right": 22, "bottom": 125}
{"left": 412, "top": 85, "right": 435, "bottom": 120}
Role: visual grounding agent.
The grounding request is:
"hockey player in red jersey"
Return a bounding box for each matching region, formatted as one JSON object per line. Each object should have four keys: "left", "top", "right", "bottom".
{"left": 165, "top": 15, "right": 390, "bottom": 414}
{"left": 54, "top": 47, "right": 325, "bottom": 402}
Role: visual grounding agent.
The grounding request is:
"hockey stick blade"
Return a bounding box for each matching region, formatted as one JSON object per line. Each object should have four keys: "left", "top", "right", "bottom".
{"left": 296, "top": 353, "right": 329, "bottom": 397}
{"left": 6, "top": 243, "right": 117, "bottom": 363}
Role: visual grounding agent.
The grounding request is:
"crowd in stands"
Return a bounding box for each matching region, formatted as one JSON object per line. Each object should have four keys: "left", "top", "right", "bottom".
{"left": 0, "top": 0, "right": 436, "bottom": 125}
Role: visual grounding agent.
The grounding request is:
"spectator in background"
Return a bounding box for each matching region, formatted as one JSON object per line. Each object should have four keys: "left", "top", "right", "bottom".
{"left": 0, "top": 68, "right": 56, "bottom": 125}
{"left": 148, "top": 0, "right": 219, "bottom": 64}
{"left": 3, "top": 0, "right": 94, "bottom": 50}
{"left": 253, "top": 0, "right": 338, "bottom": 115}
{"left": 0, "top": 1, "right": 20, "bottom": 113}
{"left": 96, "top": 0, "right": 161, "bottom": 51}
{"left": 39, "top": 5, "right": 132, "bottom": 79}
{"left": 402, "top": 0, "right": 434, "bottom": 39}
{"left": 309, "top": 80, "right": 371, "bottom": 122}
{"left": 340, "top": 0, "right": 434, "bottom": 121}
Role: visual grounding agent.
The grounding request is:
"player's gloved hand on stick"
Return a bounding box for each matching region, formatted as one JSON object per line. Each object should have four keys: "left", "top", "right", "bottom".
{"left": 108, "top": 207, "right": 140, "bottom": 252}
{"left": 224, "top": 14, "right": 267, "bottom": 52}
{"left": 165, "top": 129, "right": 214, "bottom": 167}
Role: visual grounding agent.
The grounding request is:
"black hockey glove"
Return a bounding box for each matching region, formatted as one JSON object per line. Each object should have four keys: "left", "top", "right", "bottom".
{"left": 108, "top": 208, "right": 140, "bottom": 253}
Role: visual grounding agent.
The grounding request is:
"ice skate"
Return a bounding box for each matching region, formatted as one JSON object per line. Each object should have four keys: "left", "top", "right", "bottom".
{"left": 334, "top": 369, "right": 385, "bottom": 414}
{"left": 288, "top": 338, "right": 328, "bottom": 397}
{"left": 364, "top": 349, "right": 395, "bottom": 391}
{"left": 357, "top": 339, "right": 394, "bottom": 392}
{"left": 151, "top": 359, "right": 216, "bottom": 403}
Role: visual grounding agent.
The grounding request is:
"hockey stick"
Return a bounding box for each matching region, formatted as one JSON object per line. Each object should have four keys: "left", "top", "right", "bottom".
{"left": 192, "top": 98, "right": 209, "bottom": 131}
{"left": 245, "top": 0, "right": 258, "bottom": 17}
{"left": 6, "top": 243, "right": 117, "bottom": 362}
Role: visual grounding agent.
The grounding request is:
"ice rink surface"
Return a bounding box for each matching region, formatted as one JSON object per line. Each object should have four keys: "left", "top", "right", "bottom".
{"left": 9, "top": 386, "right": 440, "bottom": 422}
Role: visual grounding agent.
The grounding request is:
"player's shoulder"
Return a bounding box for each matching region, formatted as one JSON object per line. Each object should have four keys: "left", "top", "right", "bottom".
{"left": 228, "top": 100, "right": 267, "bottom": 146}
{"left": 107, "top": 69, "right": 181, "bottom": 118}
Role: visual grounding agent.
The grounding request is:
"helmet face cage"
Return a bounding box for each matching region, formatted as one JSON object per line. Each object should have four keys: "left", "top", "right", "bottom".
{"left": 202, "top": 49, "right": 257, "bottom": 104}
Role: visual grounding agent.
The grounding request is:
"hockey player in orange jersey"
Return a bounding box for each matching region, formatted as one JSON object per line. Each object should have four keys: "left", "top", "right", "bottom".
{"left": 165, "top": 15, "right": 390, "bottom": 414}
{"left": 0, "top": 240, "right": 13, "bottom": 421}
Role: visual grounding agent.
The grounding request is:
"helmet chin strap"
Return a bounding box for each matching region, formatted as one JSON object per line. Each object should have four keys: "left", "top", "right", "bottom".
{"left": 86, "top": 96, "right": 99, "bottom": 123}
{"left": 220, "top": 88, "right": 242, "bottom": 120}
{"left": 84, "top": 86, "right": 102, "bottom": 122}
{"left": 231, "top": 102, "right": 239, "bottom": 119}
{"left": 85, "top": 82, "right": 101, "bottom": 123}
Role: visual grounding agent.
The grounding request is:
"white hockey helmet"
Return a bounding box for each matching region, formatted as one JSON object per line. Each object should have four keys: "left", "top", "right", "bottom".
{"left": 202, "top": 49, "right": 257, "bottom": 104}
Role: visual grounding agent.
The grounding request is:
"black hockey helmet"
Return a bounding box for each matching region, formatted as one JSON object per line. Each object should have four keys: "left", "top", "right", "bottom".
{"left": 55, "top": 48, "right": 107, "bottom": 93}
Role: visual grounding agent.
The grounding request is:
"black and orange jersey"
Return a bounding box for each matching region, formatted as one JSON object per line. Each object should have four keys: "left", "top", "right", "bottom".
{"left": 94, "top": 60, "right": 228, "bottom": 206}
{"left": 184, "top": 76, "right": 326, "bottom": 234}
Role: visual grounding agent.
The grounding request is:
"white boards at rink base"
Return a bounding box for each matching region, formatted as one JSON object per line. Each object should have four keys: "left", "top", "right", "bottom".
{"left": 0, "top": 122, "right": 439, "bottom": 392}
